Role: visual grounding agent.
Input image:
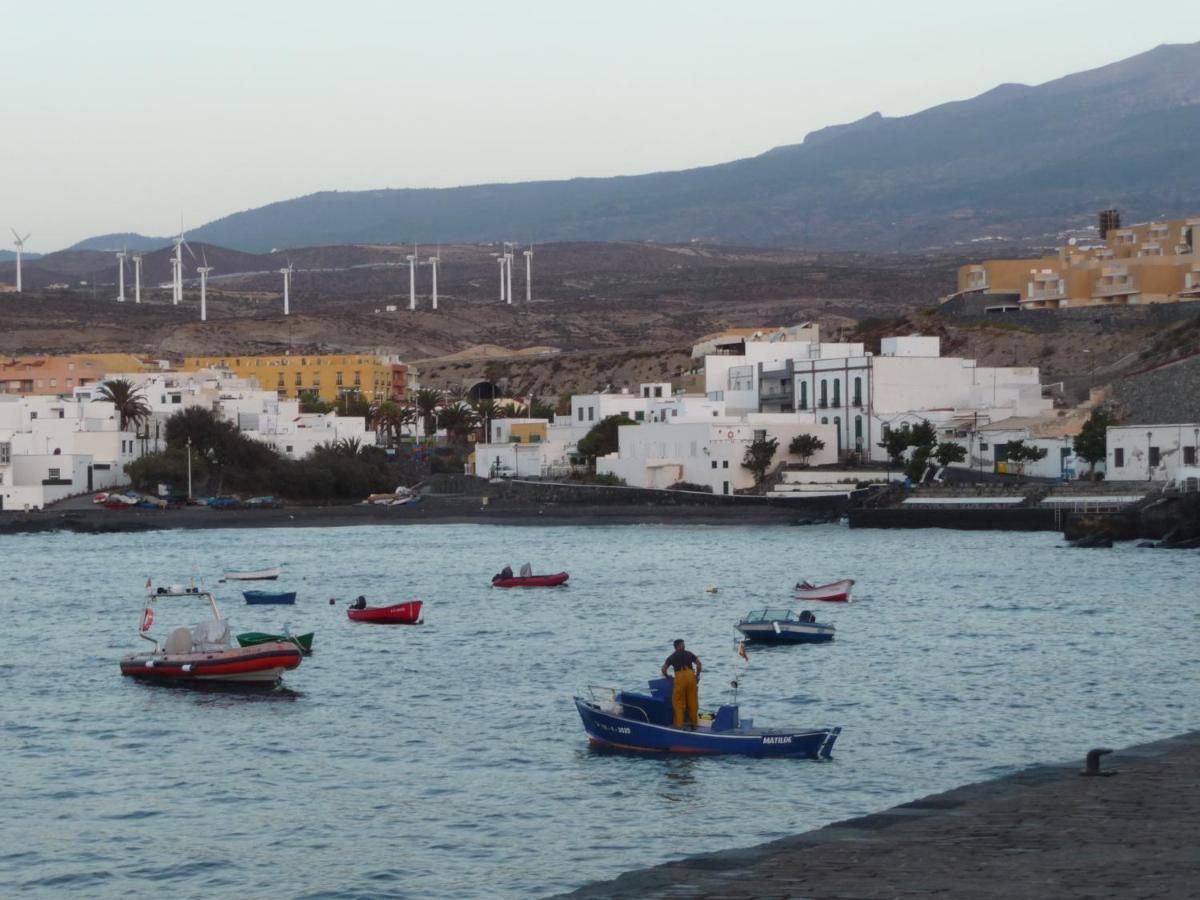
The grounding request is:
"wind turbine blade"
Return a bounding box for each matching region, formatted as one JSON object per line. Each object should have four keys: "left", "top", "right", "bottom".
{"left": 202, "top": 248, "right": 209, "bottom": 268}
{"left": 183, "top": 240, "right": 196, "bottom": 260}
{"left": 23, "top": 233, "right": 32, "bottom": 243}
{"left": 9, "top": 227, "right": 19, "bottom": 242}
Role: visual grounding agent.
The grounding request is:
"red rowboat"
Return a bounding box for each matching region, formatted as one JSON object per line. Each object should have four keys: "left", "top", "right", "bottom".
{"left": 347, "top": 600, "right": 424, "bottom": 624}
{"left": 491, "top": 572, "right": 570, "bottom": 588}
{"left": 793, "top": 578, "right": 855, "bottom": 603}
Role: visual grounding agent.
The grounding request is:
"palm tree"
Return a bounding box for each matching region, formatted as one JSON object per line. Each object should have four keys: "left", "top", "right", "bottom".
{"left": 471, "top": 398, "right": 506, "bottom": 443}
{"left": 413, "top": 388, "right": 443, "bottom": 437}
{"left": 96, "top": 378, "right": 152, "bottom": 432}
{"left": 438, "top": 401, "right": 479, "bottom": 445}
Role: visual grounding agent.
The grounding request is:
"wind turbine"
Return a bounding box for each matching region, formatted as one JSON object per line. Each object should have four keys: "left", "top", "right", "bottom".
{"left": 115, "top": 247, "right": 127, "bottom": 302}
{"left": 406, "top": 245, "right": 418, "bottom": 311}
{"left": 10, "top": 229, "right": 31, "bottom": 293}
{"left": 498, "top": 255, "right": 508, "bottom": 303}
{"left": 171, "top": 228, "right": 194, "bottom": 305}
{"left": 196, "top": 250, "right": 214, "bottom": 322}
{"left": 278, "top": 258, "right": 293, "bottom": 315}
{"left": 503, "top": 241, "right": 514, "bottom": 305}
{"left": 523, "top": 243, "right": 533, "bottom": 302}
{"left": 427, "top": 247, "right": 440, "bottom": 311}
{"left": 131, "top": 253, "right": 143, "bottom": 303}
{"left": 169, "top": 256, "right": 180, "bottom": 303}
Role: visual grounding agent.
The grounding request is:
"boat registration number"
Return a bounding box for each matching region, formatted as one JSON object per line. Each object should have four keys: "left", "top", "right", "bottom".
{"left": 599, "top": 722, "right": 631, "bottom": 735}
{"left": 762, "top": 736, "right": 792, "bottom": 745}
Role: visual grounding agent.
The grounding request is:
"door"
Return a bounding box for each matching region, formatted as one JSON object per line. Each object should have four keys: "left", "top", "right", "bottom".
{"left": 993, "top": 442, "right": 1009, "bottom": 474}
{"left": 87, "top": 466, "right": 94, "bottom": 492}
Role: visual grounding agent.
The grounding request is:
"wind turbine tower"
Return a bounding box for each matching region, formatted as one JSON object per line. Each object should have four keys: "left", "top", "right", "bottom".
{"left": 279, "top": 259, "right": 293, "bottom": 315}
{"left": 171, "top": 231, "right": 193, "bottom": 305}
{"left": 503, "top": 241, "right": 515, "bottom": 305}
{"left": 498, "top": 256, "right": 508, "bottom": 303}
{"left": 169, "top": 257, "right": 180, "bottom": 303}
{"left": 197, "top": 251, "right": 214, "bottom": 322}
{"left": 131, "top": 253, "right": 143, "bottom": 304}
{"left": 427, "top": 250, "right": 440, "bottom": 311}
{"left": 116, "top": 249, "right": 127, "bottom": 302}
{"left": 524, "top": 244, "right": 533, "bottom": 302}
{"left": 406, "top": 247, "right": 418, "bottom": 311}
{"left": 10, "top": 229, "right": 31, "bottom": 293}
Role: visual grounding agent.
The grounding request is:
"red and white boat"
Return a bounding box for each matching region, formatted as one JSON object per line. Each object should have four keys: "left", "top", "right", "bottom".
{"left": 347, "top": 600, "right": 424, "bottom": 624}
{"left": 120, "top": 582, "right": 302, "bottom": 685}
{"left": 793, "top": 578, "right": 855, "bottom": 603}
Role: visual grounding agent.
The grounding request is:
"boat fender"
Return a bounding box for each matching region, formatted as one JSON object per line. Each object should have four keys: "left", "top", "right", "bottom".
{"left": 182, "top": 664, "right": 192, "bottom": 672}
{"left": 145, "top": 659, "right": 156, "bottom": 668}
{"left": 773, "top": 621, "right": 782, "bottom": 634}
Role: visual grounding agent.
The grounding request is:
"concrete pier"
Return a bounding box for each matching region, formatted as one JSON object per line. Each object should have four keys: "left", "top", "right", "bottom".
{"left": 559, "top": 731, "right": 1199, "bottom": 899}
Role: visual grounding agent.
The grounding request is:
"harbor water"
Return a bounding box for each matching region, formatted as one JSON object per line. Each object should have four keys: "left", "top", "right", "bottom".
{"left": 0, "top": 524, "right": 1196, "bottom": 898}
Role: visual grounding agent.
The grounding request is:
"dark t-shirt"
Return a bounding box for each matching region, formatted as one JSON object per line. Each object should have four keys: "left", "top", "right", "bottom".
{"left": 664, "top": 649, "right": 698, "bottom": 673}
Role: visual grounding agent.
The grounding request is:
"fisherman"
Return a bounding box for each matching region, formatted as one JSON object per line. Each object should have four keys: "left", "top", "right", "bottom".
{"left": 660, "top": 639, "right": 702, "bottom": 729}
{"left": 351, "top": 596, "right": 367, "bottom": 610}
{"left": 493, "top": 565, "right": 514, "bottom": 583}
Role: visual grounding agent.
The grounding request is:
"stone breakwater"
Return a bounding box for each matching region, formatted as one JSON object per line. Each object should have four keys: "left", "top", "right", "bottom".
{"left": 559, "top": 731, "right": 1200, "bottom": 899}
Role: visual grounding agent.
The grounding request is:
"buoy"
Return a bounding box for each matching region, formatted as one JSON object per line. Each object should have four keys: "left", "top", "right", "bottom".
{"left": 706, "top": 586, "right": 718, "bottom": 594}
{"left": 328, "top": 597, "right": 336, "bottom": 605}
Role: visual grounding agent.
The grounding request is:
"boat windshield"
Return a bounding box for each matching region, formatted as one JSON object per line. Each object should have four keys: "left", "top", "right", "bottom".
{"left": 746, "top": 608, "right": 796, "bottom": 623}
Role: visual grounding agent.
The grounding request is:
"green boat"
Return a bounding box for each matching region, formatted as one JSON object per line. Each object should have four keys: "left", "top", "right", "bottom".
{"left": 236, "top": 631, "right": 314, "bottom": 655}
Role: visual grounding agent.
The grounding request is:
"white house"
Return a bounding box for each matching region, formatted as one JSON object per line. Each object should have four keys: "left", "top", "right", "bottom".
{"left": 1106, "top": 423, "right": 1200, "bottom": 482}
{"left": 0, "top": 394, "right": 147, "bottom": 510}
{"left": 597, "top": 417, "right": 837, "bottom": 494}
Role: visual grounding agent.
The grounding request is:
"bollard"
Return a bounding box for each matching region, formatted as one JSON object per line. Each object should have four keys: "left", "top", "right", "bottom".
{"left": 1081, "top": 747, "right": 1116, "bottom": 776}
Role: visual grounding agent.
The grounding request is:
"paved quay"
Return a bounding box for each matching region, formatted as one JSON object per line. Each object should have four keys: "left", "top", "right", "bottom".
{"left": 559, "top": 731, "right": 1199, "bottom": 899}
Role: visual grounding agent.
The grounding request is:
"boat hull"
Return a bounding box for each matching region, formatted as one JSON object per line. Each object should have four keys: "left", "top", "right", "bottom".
{"left": 574, "top": 698, "right": 839, "bottom": 758}
{"left": 225, "top": 567, "right": 282, "bottom": 581}
{"left": 492, "top": 572, "right": 569, "bottom": 588}
{"left": 243, "top": 590, "right": 297, "bottom": 605}
{"left": 793, "top": 578, "right": 855, "bottom": 602}
{"left": 237, "top": 631, "right": 313, "bottom": 653}
{"left": 347, "top": 600, "right": 423, "bottom": 624}
{"left": 120, "top": 643, "right": 302, "bottom": 685}
{"left": 736, "top": 622, "right": 835, "bottom": 644}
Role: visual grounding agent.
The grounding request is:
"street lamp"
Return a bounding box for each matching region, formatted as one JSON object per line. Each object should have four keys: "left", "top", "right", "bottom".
{"left": 186, "top": 436, "right": 193, "bottom": 501}
{"left": 1146, "top": 430, "right": 1153, "bottom": 480}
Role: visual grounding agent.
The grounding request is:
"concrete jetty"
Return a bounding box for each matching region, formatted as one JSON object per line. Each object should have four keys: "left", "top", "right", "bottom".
{"left": 559, "top": 731, "right": 1199, "bottom": 899}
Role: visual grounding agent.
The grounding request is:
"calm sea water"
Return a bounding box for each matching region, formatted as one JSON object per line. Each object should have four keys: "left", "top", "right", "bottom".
{"left": 0, "top": 524, "right": 1196, "bottom": 897}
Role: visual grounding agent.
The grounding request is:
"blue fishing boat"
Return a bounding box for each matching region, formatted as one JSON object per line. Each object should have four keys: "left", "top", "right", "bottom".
{"left": 735, "top": 608, "right": 835, "bottom": 645}
{"left": 574, "top": 677, "right": 840, "bottom": 758}
{"left": 243, "top": 590, "right": 297, "bottom": 605}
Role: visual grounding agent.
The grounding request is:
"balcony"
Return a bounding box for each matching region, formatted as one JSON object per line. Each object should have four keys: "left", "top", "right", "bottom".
{"left": 759, "top": 383, "right": 794, "bottom": 401}
{"left": 1024, "top": 278, "right": 1065, "bottom": 305}
{"left": 1094, "top": 266, "right": 1137, "bottom": 299}
{"left": 965, "top": 266, "right": 988, "bottom": 291}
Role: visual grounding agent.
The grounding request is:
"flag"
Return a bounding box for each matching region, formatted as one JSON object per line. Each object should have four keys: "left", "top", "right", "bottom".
{"left": 737, "top": 641, "right": 749, "bottom": 663}
{"left": 140, "top": 606, "right": 154, "bottom": 632}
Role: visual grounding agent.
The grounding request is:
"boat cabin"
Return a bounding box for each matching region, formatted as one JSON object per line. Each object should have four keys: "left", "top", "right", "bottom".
{"left": 614, "top": 677, "right": 744, "bottom": 731}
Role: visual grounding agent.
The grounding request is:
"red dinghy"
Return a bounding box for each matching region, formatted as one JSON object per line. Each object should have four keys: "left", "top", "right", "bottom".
{"left": 492, "top": 572, "right": 569, "bottom": 589}
{"left": 347, "top": 600, "right": 424, "bottom": 624}
{"left": 793, "top": 578, "right": 855, "bottom": 603}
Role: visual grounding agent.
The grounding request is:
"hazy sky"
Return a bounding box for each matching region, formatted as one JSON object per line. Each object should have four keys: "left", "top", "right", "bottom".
{"left": 0, "top": 0, "right": 1187, "bottom": 251}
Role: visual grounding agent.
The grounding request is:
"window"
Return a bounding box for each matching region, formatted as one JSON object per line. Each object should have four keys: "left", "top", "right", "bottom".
{"left": 980, "top": 442, "right": 989, "bottom": 451}
{"left": 819, "top": 380, "right": 827, "bottom": 408}
{"left": 821, "top": 417, "right": 828, "bottom": 425}
{"left": 799, "top": 381, "right": 807, "bottom": 409}
{"left": 354, "top": 372, "right": 362, "bottom": 386}
{"left": 728, "top": 365, "right": 753, "bottom": 392}
{"left": 853, "top": 377, "right": 862, "bottom": 407}
{"left": 642, "top": 387, "right": 650, "bottom": 398}
{"left": 312, "top": 374, "right": 320, "bottom": 387}
{"left": 277, "top": 374, "right": 285, "bottom": 387}
{"left": 295, "top": 373, "right": 303, "bottom": 386}
{"left": 711, "top": 460, "right": 718, "bottom": 469}
{"left": 0, "top": 443, "right": 9, "bottom": 464}
{"left": 50, "top": 379, "right": 57, "bottom": 387}
{"left": 1149, "top": 446, "right": 1160, "bottom": 467}
{"left": 1114, "top": 448, "right": 1124, "bottom": 468}
{"left": 722, "top": 460, "right": 729, "bottom": 469}
{"left": 634, "top": 411, "right": 644, "bottom": 422}
{"left": 722, "top": 481, "right": 730, "bottom": 495}
{"left": 588, "top": 408, "right": 595, "bottom": 422}
{"left": 654, "top": 386, "right": 663, "bottom": 398}
{"left": 1185, "top": 446, "right": 1197, "bottom": 465}
{"left": 671, "top": 409, "right": 677, "bottom": 417}
{"left": 577, "top": 407, "right": 584, "bottom": 422}
{"left": 832, "top": 380, "right": 840, "bottom": 407}
{"left": 48, "top": 468, "right": 60, "bottom": 479}
{"left": 285, "top": 445, "right": 293, "bottom": 454}
{"left": 336, "top": 372, "right": 344, "bottom": 386}
{"left": 29, "top": 411, "right": 37, "bottom": 419}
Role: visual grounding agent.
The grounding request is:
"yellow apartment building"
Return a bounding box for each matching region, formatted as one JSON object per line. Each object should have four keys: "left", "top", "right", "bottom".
{"left": 953, "top": 214, "right": 1200, "bottom": 310}
{"left": 0, "top": 353, "right": 151, "bottom": 396}
{"left": 181, "top": 354, "right": 408, "bottom": 403}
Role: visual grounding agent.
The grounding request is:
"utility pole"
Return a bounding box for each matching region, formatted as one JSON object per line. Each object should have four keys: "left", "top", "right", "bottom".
{"left": 186, "top": 436, "right": 193, "bottom": 501}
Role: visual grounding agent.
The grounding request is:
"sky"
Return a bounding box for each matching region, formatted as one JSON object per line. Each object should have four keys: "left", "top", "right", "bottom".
{"left": 0, "top": 0, "right": 1189, "bottom": 251}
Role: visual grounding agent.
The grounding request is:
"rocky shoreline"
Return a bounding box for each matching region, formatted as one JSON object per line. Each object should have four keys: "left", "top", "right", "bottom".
{"left": 558, "top": 731, "right": 1200, "bottom": 898}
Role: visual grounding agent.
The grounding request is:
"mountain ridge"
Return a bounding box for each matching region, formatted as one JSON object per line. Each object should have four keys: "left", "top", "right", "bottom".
{"left": 78, "top": 41, "right": 1200, "bottom": 253}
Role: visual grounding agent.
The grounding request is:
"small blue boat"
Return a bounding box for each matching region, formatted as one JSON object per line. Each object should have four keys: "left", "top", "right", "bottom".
{"left": 243, "top": 590, "right": 297, "bottom": 605}
{"left": 735, "top": 608, "right": 835, "bottom": 645}
{"left": 574, "top": 677, "right": 840, "bottom": 758}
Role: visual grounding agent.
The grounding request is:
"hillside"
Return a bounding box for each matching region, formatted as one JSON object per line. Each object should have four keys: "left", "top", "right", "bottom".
{"left": 155, "top": 42, "right": 1200, "bottom": 253}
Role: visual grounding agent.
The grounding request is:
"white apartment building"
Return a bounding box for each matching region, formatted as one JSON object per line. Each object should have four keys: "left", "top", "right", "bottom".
{"left": 1106, "top": 423, "right": 1200, "bottom": 482}
{"left": 597, "top": 416, "right": 838, "bottom": 494}
{"left": 0, "top": 394, "right": 146, "bottom": 510}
